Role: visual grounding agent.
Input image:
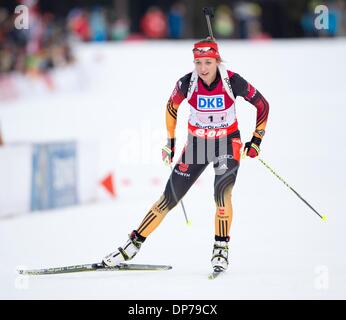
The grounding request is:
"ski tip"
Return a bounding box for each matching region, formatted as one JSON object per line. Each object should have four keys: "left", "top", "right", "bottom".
{"left": 208, "top": 272, "right": 221, "bottom": 280}
{"left": 17, "top": 269, "right": 34, "bottom": 276}
{"left": 17, "top": 267, "right": 29, "bottom": 275}
{"left": 322, "top": 215, "right": 327, "bottom": 222}
{"left": 208, "top": 267, "right": 225, "bottom": 279}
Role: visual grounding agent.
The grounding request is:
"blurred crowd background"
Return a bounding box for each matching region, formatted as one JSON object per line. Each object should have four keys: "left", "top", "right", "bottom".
{"left": 0, "top": 0, "right": 346, "bottom": 75}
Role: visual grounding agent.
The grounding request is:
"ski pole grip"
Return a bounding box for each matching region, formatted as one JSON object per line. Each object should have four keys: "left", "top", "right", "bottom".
{"left": 203, "top": 7, "right": 214, "bottom": 18}
{"left": 202, "top": 7, "right": 215, "bottom": 39}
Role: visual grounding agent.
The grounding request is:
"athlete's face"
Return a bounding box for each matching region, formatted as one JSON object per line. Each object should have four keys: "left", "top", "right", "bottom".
{"left": 194, "top": 58, "right": 220, "bottom": 85}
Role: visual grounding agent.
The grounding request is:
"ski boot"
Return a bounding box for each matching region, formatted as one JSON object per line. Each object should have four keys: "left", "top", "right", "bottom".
{"left": 211, "top": 240, "right": 229, "bottom": 272}
{"left": 102, "top": 231, "right": 145, "bottom": 267}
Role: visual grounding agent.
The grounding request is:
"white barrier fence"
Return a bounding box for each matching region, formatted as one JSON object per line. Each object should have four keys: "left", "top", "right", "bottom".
{"left": 0, "top": 141, "right": 98, "bottom": 218}
{"left": 0, "top": 144, "right": 31, "bottom": 217}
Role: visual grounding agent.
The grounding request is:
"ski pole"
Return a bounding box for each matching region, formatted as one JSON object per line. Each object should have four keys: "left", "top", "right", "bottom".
{"left": 169, "top": 164, "right": 192, "bottom": 226}
{"left": 256, "top": 157, "right": 327, "bottom": 222}
{"left": 203, "top": 7, "right": 215, "bottom": 39}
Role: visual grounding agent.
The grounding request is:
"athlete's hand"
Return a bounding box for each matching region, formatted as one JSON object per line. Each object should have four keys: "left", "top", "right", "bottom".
{"left": 244, "top": 136, "right": 262, "bottom": 158}
{"left": 162, "top": 138, "right": 176, "bottom": 165}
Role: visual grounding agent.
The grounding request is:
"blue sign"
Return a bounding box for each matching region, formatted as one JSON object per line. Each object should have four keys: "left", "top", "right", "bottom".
{"left": 31, "top": 142, "right": 78, "bottom": 211}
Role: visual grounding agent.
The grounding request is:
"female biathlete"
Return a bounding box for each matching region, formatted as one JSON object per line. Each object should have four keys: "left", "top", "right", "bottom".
{"left": 103, "top": 38, "right": 269, "bottom": 272}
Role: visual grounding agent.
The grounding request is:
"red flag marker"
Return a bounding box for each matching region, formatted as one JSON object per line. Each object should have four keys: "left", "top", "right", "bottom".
{"left": 100, "top": 173, "right": 116, "bottom": 197}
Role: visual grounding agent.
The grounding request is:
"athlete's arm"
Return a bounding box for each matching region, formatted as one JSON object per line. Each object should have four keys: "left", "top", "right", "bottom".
{"left": 166, "top": 73, "right": 191, "bottom": 139}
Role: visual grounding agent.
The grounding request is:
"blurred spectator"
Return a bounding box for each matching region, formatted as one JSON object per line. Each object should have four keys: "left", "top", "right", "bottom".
{"left": 337, "top": 0, "right": 346, "bottom": 36}
{"left": 234, "top": 1, "right": 263, "bottom": 39}
{"left": 89, "top": 7, "right": 107, "bottom": 42}
{"left": 0, "top": 8, "right": 9, "bottom": 44}
{"left": 327, "top": 5, "right": 339, "bottom": 36}
{"left": 110, "top": 17, "right": 130, "bottom": 41}
{"left": 67, "top": 9, "right": 90, "bottom": 42}
{"left": 215, "top": 5, "right": 235, "bottom": 38}
{"left": 323, "top": 0, "right": 346, "bottom": 36}
{"left": 26, "top": 1, "right": 43, "bottom": 55}
{"left": 247, "top": 19, "right": 271, "bottom": 40}
{"left": 168, "top": 2, "right": 186, "bottom": 39}
{"left": 140, "top": 6, "right": 167, "bottom": 39}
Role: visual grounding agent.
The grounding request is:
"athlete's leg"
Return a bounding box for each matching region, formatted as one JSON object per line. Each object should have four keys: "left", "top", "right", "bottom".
{"left": 213, "top": 135, "right": 242, "bottom": 242}
{"left": 136, "top": 161, "right": 207, "bottom": 238}
{"left": 213, "top": 159, "right": 239, "bottom": 241}
{"left": 210, "top": 135, "right": 241, "bottom": 271}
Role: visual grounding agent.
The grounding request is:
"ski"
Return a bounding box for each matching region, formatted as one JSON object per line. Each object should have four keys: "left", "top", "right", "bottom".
{"left": 17, "top": 262, "right": 172, "bottom": 276}
{"left": 208, "top": 267, "right": 225, "bottom": 280}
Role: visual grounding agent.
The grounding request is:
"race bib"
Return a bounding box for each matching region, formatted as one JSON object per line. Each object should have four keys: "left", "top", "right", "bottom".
{"left": 196, "top": 112, "right": 227, "bottom": 124}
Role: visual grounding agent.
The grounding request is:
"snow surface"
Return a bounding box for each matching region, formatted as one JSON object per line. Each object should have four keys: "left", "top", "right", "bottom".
{"left": 0, "top": 39, "right": 346, "bottom": 299}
